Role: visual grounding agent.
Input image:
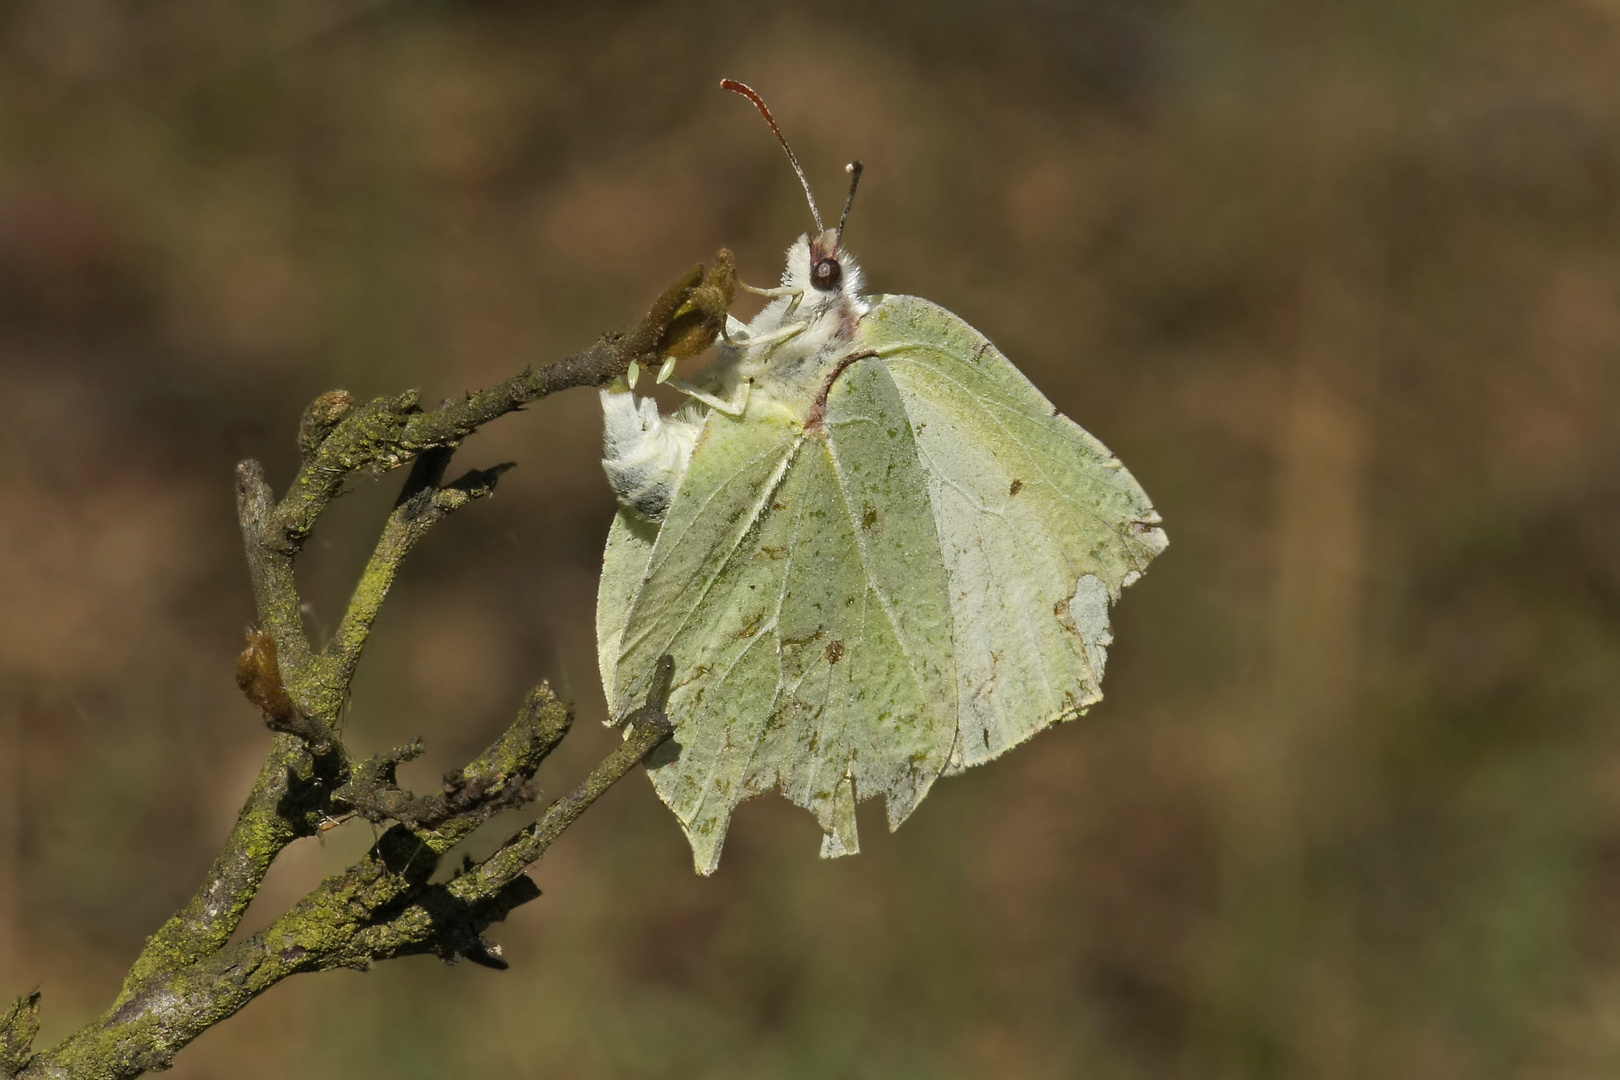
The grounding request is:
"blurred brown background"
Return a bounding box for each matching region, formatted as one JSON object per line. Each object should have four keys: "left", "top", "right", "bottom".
{"left": 1, "top": 1, "right": 1618, "bottom": 1077}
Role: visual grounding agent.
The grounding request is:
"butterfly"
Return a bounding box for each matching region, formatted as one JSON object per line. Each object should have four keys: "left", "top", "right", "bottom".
{"left": 596, "top": 79, "right": 1166, "bottom": 874}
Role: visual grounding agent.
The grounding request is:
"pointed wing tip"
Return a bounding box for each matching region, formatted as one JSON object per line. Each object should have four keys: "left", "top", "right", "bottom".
{"left": 690, "top": 846, "right": 723, "bottom": 876}
{"left": 818, "top": 831, "right": 861, "bottom": 859}
{"left": 683, "top": 816, "right": 729, "bottom": 876}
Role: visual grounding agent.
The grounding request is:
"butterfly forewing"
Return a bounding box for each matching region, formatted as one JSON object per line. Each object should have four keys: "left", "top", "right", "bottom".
{"left": 863, "top": 295, "right": 1167, "bottom": 773}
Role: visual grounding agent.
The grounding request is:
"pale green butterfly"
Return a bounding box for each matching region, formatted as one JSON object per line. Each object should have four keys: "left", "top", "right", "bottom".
{"left": 597, "top": 79, "right": 1166, "bottom": 874}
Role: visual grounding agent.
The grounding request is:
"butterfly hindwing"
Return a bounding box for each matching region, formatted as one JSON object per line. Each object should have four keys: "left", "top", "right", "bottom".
{"left": 813, "top": 358, "right": 957, "bottom": 832}
{"left": 601, "top": 361, "right": 956, "bottom": 874}
{"left": 596, "top": 508, "right": 657, "bottom": 709}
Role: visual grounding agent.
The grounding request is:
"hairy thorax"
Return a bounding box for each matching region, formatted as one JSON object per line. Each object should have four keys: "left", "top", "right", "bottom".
{"left": 697, "top": 233, "right": 870, "bottom": 421}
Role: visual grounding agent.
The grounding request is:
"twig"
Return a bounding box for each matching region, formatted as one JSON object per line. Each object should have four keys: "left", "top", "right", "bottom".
{"left": 322, "top": 454, "right": 512, "bottom": 697}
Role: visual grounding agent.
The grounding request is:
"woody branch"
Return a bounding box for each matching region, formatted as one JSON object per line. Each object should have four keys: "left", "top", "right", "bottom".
{"left": 0, "top": 254, "right": 735, "bottom": 1080}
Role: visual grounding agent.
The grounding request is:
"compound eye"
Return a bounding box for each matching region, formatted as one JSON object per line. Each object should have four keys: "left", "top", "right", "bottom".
{"left": 811, "top": 256, "right": 843, "bottom": 292}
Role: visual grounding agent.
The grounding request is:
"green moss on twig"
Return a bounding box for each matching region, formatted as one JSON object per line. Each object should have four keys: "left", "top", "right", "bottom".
{"left": 0, "top": 991, "right": 40, "bottom": 1078}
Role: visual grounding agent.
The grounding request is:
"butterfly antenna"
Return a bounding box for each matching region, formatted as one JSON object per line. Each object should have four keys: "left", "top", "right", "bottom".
{"left": 720, "top": 78, "right": 824, "bottom": 234}
{"left": 836, "top": 161, "right": 863, "bottom": 246}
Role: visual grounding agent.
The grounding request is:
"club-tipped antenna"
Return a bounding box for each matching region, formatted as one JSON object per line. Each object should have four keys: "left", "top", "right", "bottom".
{"left": 720, "top": 78, "right": 824, "bottom": 234}
{"left": 836, "top": 161, "right": 863, "bottom": 245}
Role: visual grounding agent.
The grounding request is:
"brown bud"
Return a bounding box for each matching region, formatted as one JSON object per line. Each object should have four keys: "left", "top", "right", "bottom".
{"left": 236, "top": 628, "right": 301, "bottom": 733}
{"left": 297, "top": 389, "right": 353, "bottom": 458}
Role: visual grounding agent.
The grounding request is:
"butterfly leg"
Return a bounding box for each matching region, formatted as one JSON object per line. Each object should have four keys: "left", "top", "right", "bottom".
{"left": 663, "top": 376, "right": 753, "bottom": 417}
{"left": 739, "top": 282, "right": 800, "bottom": 299}
{"left": 730, "top": 319, "right": 809, "bottom": 350}
{"left": 738, "top": 281, "right": 806, "bottom": 321}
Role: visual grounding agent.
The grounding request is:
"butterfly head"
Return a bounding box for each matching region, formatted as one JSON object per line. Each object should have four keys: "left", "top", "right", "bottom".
{"left": 763, "top": 226, "right": 865, "bottom": 350}
{"left": 808, "top": 230, "right": 846, "bottom": 292}
{"left": 783, "top": 226, "right": 864, "bottom": 303}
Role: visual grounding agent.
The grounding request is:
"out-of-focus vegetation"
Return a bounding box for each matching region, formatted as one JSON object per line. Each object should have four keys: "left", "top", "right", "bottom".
{"left": 1, "top": 2, "right": 1617, "bottom": 1077}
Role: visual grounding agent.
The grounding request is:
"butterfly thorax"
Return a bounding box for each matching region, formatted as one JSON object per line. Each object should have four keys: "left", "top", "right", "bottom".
{"left": 700, "top": 232, "right": 871, "bottom": 423}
